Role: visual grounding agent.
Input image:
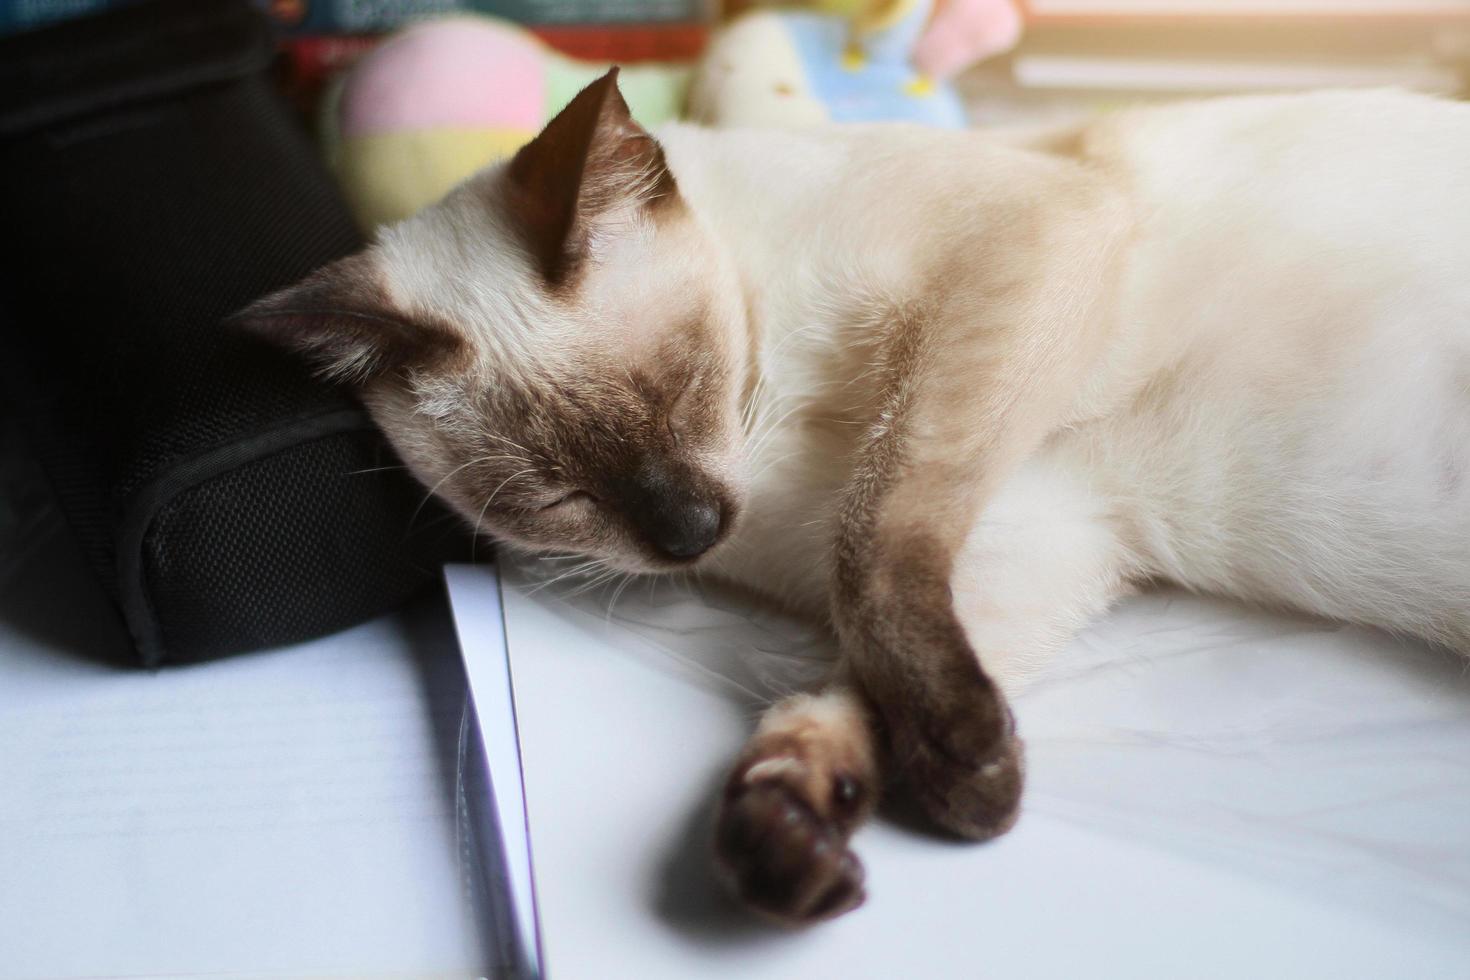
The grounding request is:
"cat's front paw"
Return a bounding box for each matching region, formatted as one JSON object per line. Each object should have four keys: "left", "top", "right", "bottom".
{"left": 886, "top": 673, "right": 1025, "bottom": 841}
{"left": 714, "top": 774, "right": 866, "bottom": 925}
{"left": 713, "top": 691, "right": 878, "bottom": 925}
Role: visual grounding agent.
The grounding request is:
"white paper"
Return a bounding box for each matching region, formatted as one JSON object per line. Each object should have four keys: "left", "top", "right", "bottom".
{"left": 465, "top": 557, "right": 1470, "bottom": 979}
{"left": 445, "top": 563, "right": 541, "bottom": 978}
{"left": 0, "top": 595, "right": 489, "bottom": 979}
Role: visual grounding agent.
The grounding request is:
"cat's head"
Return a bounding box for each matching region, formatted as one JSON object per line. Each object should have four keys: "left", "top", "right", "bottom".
{"left": 234, "top": 70, "right": 750, "bottom": 572}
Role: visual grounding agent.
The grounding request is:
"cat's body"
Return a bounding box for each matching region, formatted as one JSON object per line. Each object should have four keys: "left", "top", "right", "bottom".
{"left": 239, "top": 79, "right": 1470, "bottom": 925}
{"left": 685, "top": 90, "right": 1470, "bottom": 686}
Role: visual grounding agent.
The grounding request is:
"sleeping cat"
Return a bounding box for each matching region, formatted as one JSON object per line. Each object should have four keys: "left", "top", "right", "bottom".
{"left": 236, "top": 72, "right": 1470, "bottom": 925}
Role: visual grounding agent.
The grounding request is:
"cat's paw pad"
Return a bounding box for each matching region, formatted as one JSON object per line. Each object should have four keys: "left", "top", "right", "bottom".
{"left": 714, "top": 773, "right": 866, "bottom": 925}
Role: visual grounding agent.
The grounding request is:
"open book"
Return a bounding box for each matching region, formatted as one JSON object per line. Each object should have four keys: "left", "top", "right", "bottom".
{"left": 445, "top": 559, "right": 1470, "bottom": 979}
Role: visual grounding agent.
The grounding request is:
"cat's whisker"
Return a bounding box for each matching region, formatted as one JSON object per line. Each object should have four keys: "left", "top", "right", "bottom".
{"left": 763, "top": 318, "right": 828, "bottom": 362}
{"left": 481, "top": 432, "right": 536, "bottom": 458}
{"left": 743, "top": 381, "right": 796, "bottom": 426}
{"left": 556, "top": 568, "right": 615, "bottom": 596}
{"left": 747, "top": 450, "right": 803, "bottom": 487}
{"left": 739, "top": 393, "right": 759, "bottom": 435}
{"left": 745, "top": 403, "right": 809, "bottom": 461}
{"left": 408, "top": 454, "right": 497, "bottom": 530}
{"left": 469, "top": 484, "right": 503, "bottom": 561}
{"left": 605, "top": 571, "right": 638, "bottom": 622}
{"left": 522, "top": 573, "right": 581, "bottom": 596}
{"left": 742, "top": 378, "right": 837, "bottom": 441}
{"left": 563, "top": 565, "right": 623, "bottom": 599}
{"left": 485, "top": 467, "right": 538, "bottom": 505}
{"left": 739, "top": 365, "right": 778, "bottom": 433}
{"left": 742, "top": 396, "right": 789, "bottom": 441}
{"left": 524, "top": 558, "right": 607, "bottom": 595}
{"left": 740, "top": 320, "right": 831, "bottom": 428}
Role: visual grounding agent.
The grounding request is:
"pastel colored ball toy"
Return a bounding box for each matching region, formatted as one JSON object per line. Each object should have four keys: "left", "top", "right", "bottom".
{"left": 327, "top": 16, "right": 690, "bottom": 230}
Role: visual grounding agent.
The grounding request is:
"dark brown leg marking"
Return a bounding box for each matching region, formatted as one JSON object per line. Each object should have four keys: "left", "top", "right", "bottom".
{"left": 847, "top": 541, "right": 1025, "bottom": 842}
{"left": 876, "top": 643, "right": 1024, "bottom": 842}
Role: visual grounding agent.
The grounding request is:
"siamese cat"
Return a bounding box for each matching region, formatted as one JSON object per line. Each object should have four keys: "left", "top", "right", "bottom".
{"left": 236, "top": 72, "right": 1470, "bottom": 925}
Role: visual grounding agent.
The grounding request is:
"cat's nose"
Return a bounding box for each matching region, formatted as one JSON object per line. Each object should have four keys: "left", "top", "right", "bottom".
{"left": 654, "top": 500, "right": 722, "bottom": 559}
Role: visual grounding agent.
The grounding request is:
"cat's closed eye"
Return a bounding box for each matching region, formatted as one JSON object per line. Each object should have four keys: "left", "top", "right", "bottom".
{"left": 667, "top": 372, "right": 701, "bottom": 444}
{"left": 537, "top": 490, "right": 596, "bottom": 513}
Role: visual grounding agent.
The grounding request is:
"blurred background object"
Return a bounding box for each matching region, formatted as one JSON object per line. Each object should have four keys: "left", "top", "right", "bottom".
{"left": 966, "top": 1, "right": 1470, "bottom": 123}
{"left": 6, "top": 1, "right": 1463, "bottom": 124}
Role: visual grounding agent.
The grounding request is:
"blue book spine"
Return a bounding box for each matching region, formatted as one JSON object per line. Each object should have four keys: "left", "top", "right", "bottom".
{"left": 260, "top": 0, "right": 713, "bottom": 32}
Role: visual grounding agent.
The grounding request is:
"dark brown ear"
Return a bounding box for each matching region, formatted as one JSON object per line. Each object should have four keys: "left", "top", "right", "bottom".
{"left": 228, "top": 252, "right": 463, "bottom": 383}
{"left": 506, "top": 67, "right": 678, "bottom": 286}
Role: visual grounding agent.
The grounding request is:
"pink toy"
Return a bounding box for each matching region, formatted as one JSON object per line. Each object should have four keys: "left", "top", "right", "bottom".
{"left": 912, "top": 0, "right": 1023, "bottom": 80}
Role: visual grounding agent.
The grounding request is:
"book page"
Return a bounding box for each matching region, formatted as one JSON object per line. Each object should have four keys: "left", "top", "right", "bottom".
{"left": 0, "top": 592, "right": 489, "bottom": 979}
{"left": 445, "top": 563, "right": 541, "bottom": 980}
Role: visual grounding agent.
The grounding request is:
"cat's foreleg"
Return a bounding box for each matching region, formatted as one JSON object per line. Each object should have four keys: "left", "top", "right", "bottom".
{"left": 709, "top": 462, "right": 1133, "bottom": 925}
{"left": 713, "top": 683, "right": 880, "bottom": 923}
{"left": 712, "top": 190, "right": 1130, "bottom": 921}
{"left": 830, "top": 276, "right": 1125, "bottom": 840}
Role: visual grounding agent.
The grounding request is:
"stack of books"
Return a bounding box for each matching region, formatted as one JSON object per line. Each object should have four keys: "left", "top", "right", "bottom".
{"left": 3, "top": 0, "right": 710, "bottom": 54}
{"left": 957, "top": 1, "right": 1470, "bottom": 125}
{"left": 263, "top": 0, "right": 714, "bottom": 61}
{"left": 1007, "top": 0, "right": 1470, "bottom": 98}
{"left": 0, "top": 0, "right": 116, "bottom": 33}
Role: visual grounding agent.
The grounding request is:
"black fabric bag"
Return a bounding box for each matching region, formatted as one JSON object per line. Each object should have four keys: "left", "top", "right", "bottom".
{"left": 0, "top": 0, "right": 469, "bottom": 666}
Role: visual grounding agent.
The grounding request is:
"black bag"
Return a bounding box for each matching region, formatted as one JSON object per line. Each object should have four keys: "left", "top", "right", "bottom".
{"left": 0, "top": 0, "right": 470, "bottom": 666}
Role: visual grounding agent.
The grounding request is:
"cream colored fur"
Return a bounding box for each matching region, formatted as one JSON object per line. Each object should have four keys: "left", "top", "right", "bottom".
{"left": 663, "top": 90, "right": 1470, "bottom": 690}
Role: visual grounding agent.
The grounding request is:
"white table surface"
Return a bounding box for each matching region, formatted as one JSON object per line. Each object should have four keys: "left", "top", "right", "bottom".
{"left": 476, "top": 556, "right": 1470, "bottom": 980}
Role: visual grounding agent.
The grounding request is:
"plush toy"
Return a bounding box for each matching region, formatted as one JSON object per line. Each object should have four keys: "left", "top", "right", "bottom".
{"left": 685, "top": 0, "right": 1022, "bottom": 128}
{"left": 909, "top": 0, "right": 1022, "bottom": 82}
{"left": 326, "top": 17, "right": 690, "bottom": 230}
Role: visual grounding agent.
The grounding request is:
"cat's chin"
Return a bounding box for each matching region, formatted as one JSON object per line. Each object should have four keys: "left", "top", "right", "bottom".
{"left": 611, "top": 547, "right": 722, "bottom": 576}
{"left": 506, "top": 543, "right": 720, "bottom": 580}
{"left": 642, "top": 552, "right": 716, "bottom": 574}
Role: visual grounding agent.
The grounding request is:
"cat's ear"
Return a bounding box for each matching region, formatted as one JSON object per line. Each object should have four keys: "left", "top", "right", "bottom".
{"left": 505, "top": 66, "right": 678, "bottom": 286}
{"left": 228, "top": 251, "right": 463, "bottom": 383}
